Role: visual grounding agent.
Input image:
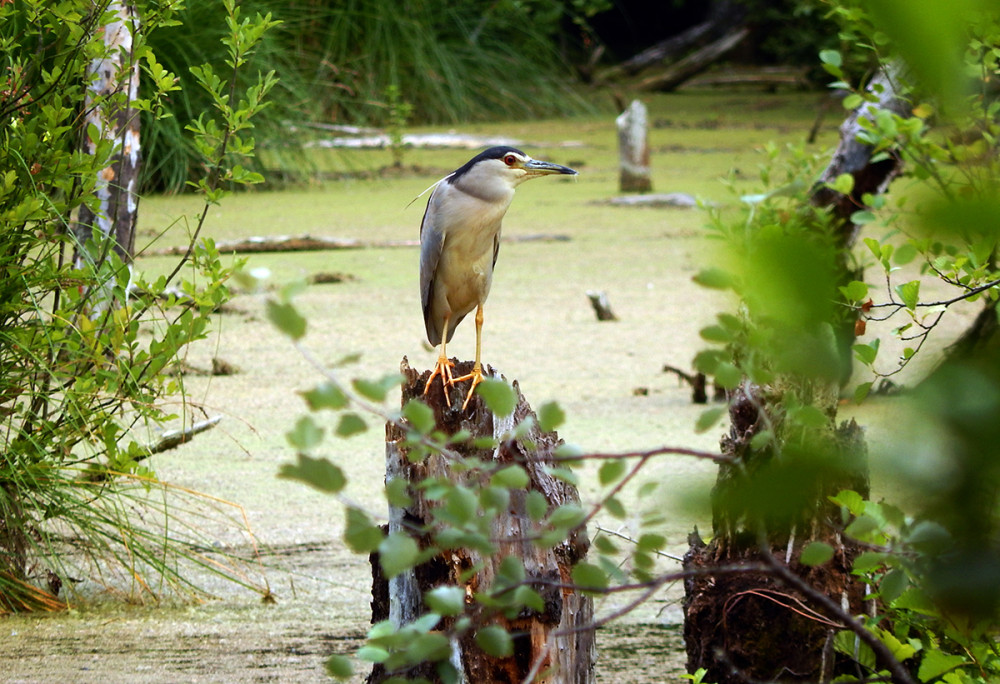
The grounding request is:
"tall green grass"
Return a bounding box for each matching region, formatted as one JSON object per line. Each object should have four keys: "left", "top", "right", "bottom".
{"left": 142, "top": 1, "right": 593, "bottom": 192}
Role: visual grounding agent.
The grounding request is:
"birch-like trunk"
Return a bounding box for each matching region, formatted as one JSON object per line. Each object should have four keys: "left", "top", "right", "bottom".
{"left": 73, "top": 1, "right": 140, "bottom": 275}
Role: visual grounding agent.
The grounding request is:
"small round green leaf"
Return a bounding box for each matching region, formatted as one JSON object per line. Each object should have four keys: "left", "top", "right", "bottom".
{"left": 637, "top": 533, "right": 666, "bottom": 552}
{"left": 353, "top": 374, "right": 404, "bottom": 402}
{"left": 356, "top": 645, "right": 389, "bottom": 663}
{"left": 475, "top": 625, "right": 513, "bottom": 657}
{"left": 475, "top": 378, "right": 516, "bottom": 417}
{"left": 572, "top": 562, "right": 608, "bottom": 592}
{"left": 604, "top": 496, "right": 626, "bottom": 519}
{"left": 695, "top": 407, "right": 726, "bottom": 434}
{"left": 378, "top": 533, "right": 420, "bottom": 578}
{"left": 336, "top": 412, "right": 367, "bottom": 437}
{"left": 301, "top": 381, "right": 349, "bottom": 411}
{"left": 325, "top": 654, "right": 353, "bottom": 679}
{"left": 278, "top": 453, "right": 345, "bottom": 493}
{"left": 425, "top": 585, "right": 466, "bottom": 616}
{"left": 490, "top": 465, "right": 530, "bottom": 490}
{"left": 693, "top": 267, "right": 734, "bottom": 290}
{"left": 403, "top": 398, "right": 435, "bottom": 434}
{"left": 345, "top": 507, "right": 384, "bottom": 553}
{"left": 526, "top": 490, "right": 548, "bottom": 521}
{"left": 536, "top": 401, "right": 565, "bottom": 432}
{"left": 799, "top": 541, "right": 834, "bottom": 566}
{"left": 819, "top": 49, "right": 842, "bottom": 67}
{"left": 598, "top": 459, "right": 626, "bottom": 486}
{"left": 286, "top": 415, "right": 324, "bottom": 452}
{"left": 266, "top": 300, "right": 306, "bottom": 340}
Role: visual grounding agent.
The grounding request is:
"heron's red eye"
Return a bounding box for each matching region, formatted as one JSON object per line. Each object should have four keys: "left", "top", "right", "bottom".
{"left": 504, "top": 155, "right": 516, "bottom": 166}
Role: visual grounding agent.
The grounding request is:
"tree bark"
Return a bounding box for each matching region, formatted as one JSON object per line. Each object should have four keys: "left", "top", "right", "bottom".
{"left": 811, "top": 65, "right": 910, "bottom": 383}
{"left": 684, "top": 383, "right": 872, "bottom": 684}
{"left": 73, "top": 0, "right": 140, "bottom": 266}
{"left": 370, "top": 358, "right": 596, "bottom": 683}
{"left": 811, "top": 65, "right": 910, "bottom": 249}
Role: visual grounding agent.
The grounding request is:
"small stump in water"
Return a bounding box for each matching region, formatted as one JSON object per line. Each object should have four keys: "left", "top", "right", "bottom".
{"left": 369, "top": 358, "right": 596, "bottom": 683}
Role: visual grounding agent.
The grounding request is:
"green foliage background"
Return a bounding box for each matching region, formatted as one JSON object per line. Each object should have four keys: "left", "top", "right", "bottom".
{"left": 141, "top": 0, "right": 597, "bottom": 192}
{"left": 0, "top": 0, "right": 277, "bottom": 609}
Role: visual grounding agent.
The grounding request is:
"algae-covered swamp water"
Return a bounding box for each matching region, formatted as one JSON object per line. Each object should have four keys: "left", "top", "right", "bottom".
{"left": 1, "top": 91, "right": 975, "bottom": 682}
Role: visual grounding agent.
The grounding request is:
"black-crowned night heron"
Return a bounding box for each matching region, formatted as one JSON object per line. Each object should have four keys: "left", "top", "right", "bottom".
{"left": 419, "top": 146, "right": 577, "bottom": 409}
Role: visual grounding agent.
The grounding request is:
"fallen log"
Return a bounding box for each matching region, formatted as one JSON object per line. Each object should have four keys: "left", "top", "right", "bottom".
{"left": 637, "top": 27, "right": 750, "bottom": 93}
{"left": 604, "top": 192, "right": 699, "bottom": 208}
{"left": 371, "top": 358, "right": 595, "bottom": 683}
{"left": 596, "top": 0, "right": 745, "bottom": 83}
{"left": 142, "top": 233, "right": 571, "bottom": 257}
{"left": 662, "top": 365, "right": 725, "bottom": 404}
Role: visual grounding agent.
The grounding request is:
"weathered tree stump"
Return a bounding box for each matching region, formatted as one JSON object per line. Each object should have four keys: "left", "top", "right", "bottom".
{"left": 370, "top": 358, "right": 595, "bottom": 683}
{"left": 585, "top": 290, "right": 618, "bottom": 321}
{"left": 683, "top": 381, "right": 871, "bottom": 684}
{"left": 616, "top": 100, "right": 652, "bottom": 193}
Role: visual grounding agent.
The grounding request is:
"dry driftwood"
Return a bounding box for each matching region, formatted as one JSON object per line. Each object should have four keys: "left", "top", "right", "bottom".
{"left": 662, "top": 365, "right": 725, "bottom": 404}
{"left": 144, "top": 233, "right": 570, "bottom": 257}
{"left": 371, "top": 358, "right": 595, "bottom": 683}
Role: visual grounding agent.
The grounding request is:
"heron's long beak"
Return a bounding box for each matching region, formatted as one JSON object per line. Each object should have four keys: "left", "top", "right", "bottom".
{"left": 524, "top": 158, "right": 578, "bottom": 177}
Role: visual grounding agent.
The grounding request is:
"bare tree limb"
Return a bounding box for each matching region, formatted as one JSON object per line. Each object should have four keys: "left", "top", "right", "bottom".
{"left": 636, "top": 27, "right": 750, "bottom": 93}
{"left": 148, "top": 416, "right": 222, "bottom": 455}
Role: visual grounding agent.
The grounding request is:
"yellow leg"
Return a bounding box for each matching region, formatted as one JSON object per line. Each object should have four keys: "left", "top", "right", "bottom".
{"left": 423, "top": 313, "right": 455, "bottom": 406}
{"left": 453, "top": 304, "right": 486, "bottom": 410}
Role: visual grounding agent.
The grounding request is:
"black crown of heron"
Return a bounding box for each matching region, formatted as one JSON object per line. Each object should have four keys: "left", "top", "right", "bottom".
{"left": 418, "top": 146, "right": 577, "bottom": 409}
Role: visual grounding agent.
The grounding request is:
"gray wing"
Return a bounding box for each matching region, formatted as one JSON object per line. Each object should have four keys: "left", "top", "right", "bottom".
{"left": 419, "top": 190, "right": 446, "bottom": 345}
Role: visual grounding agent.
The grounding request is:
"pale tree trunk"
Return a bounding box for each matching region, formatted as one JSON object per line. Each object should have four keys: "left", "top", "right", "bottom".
{"left": 371, "top": 358, "right": 596, "bottom": 683}
{"left": 73, "top": 0, "right": 140, "bottom": 278}
{"left": 617, "top": 99, "right": 652, "bottom": 193}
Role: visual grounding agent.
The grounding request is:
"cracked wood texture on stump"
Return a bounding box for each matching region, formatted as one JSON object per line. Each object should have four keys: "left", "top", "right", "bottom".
{"left": 370, "top": 358, "right": 595, "bottom": 683}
